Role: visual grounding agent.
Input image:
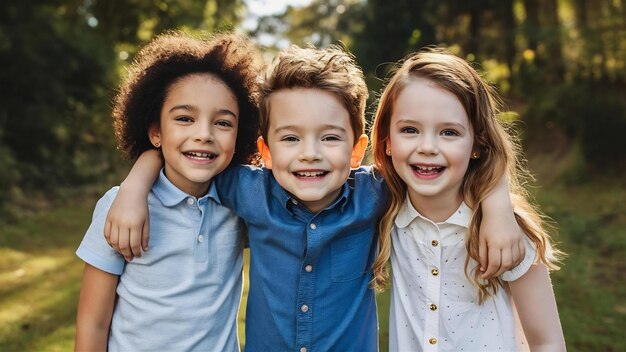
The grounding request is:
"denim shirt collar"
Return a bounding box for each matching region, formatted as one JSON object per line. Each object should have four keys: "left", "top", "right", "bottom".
{"left": 271, "top": 174, "right": 350, "bottom": 214}
{"left": 152, "top": 168, "right": 221, "bottom": 207}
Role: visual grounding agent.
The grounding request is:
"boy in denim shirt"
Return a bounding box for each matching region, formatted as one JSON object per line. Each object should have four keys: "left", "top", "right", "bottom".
{"left": 104, "top": 45, "right": 524, "bottom": 351}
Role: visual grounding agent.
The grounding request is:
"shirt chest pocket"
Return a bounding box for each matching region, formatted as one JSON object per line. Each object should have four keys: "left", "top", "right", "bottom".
{"left": 199, "top": 228, "right": 244, "bottom": 285}
{"left": 330, "top": 228, "right": 374, "bottom": 282}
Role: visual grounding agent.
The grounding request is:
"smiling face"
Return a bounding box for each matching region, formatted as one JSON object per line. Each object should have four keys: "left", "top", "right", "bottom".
{"left": 150, "top": 73, "right": 239, "bottom": 197}
{"left": 388, "top": 78, "right": 476, "bottom": 216}
{"left": 263, "top": 88, "right": 357, "bottom": 213}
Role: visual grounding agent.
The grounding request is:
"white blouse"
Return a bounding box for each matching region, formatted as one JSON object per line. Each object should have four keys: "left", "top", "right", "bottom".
{"left": 389, "top": 199, "right": 536, "bottom": 352}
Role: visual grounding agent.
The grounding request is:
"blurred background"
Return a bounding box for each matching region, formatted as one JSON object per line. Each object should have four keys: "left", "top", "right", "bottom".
{"left": 0, "top": 0, "right": 624, "bottom": 351}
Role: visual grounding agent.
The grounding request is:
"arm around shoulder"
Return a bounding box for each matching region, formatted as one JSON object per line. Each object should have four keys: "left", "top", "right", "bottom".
{"left": 104, "top": 149, "right": 163, "bottom": 260}
{"left": 479, "top": 175, "right": 526, "bottom": 278}
{"left": 75, "top": 264, "right": 119, "bottom": 351}
{"left": 509, "top": 263, "right": 566, "bottom": 352}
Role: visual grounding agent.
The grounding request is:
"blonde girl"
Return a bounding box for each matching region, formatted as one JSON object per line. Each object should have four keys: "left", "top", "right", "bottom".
{"left": 371, "top": 49, "right": 566, "bottom": 351}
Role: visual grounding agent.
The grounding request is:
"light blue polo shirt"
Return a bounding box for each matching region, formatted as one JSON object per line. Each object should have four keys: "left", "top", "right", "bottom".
{"left": 76, "top": 169, "right": 246, "bottom": 351}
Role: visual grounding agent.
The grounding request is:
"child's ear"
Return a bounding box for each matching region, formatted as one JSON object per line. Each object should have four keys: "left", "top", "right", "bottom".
{"left": 256, "top": 137, "right": 273, "bottom": 169}
{"left": 351, "top": 134, "right": 369, "bottom": 168}
{"left": 148, "top": 123, "right": 161, "bottom": 148}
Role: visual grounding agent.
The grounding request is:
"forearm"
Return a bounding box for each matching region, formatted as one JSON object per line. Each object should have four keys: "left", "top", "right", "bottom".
{"left": 75, "top": 324, "right": 109, "bottom": 351}
{"left": 510, "top": 264, "right": 566, "bottom": 352}
{"left": 478, "top": 174, "right": 525, "bottom": 277}
{"left": 75, "top": 264, "right": 117, "bottom": 351}
{"left": 482, "top": 174, "right": 513, "bottom": 215}
{"left": 120, "top": 149, "right": 163, "bottom": 196}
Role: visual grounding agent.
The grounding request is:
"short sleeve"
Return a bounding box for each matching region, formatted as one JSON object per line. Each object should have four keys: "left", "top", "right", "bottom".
{"left": 215, "top": 164, "right": 268, "bottom": 218}
{"left": 501, "top": 236, "right": 537, "bottom": 282}
{"left": 75, "top": 187, "right": 125, "bottom": 275}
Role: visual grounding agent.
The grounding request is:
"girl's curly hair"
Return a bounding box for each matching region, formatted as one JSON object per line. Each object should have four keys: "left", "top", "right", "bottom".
{"left": 113, "top": 31, "right": 263, "bottom": 165}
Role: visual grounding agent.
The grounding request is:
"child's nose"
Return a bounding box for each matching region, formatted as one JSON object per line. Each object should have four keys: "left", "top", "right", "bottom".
{"left": 417, "top": 134, "right": 438, "bottom": 154}
{"left": 299, "top": 140, "right": 321, "bottom": 161}
{"left": 194, "top": 123, "right": 215, "bottom": 143}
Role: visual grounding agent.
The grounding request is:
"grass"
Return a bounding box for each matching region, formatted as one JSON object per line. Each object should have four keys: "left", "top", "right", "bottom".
{"left": 0, "top": 176, "right": 624, "bottom": 351}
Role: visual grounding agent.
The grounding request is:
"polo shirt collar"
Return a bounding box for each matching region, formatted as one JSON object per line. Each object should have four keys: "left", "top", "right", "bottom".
{"left": 394, "top": 195, "right": 471, "bottom": 228}
{"left": 152, "top": 168, "right": 220, "bottom": 207}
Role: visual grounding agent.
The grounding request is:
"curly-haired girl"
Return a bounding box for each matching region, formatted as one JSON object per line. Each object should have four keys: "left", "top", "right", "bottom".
{"left": 74, "top": 31, "right": 262, "bottom": 351}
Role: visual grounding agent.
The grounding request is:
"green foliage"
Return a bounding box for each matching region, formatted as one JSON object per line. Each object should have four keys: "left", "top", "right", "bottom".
{"left": 0, "top": 0, "right": 246, "bottom": 214}
{"left": 0, "top": 2, "right": 116, "bottom": 201}
{"left": 0, "top": 141, "right": 19, "bottom": 208}
{"left": 523, "top": 79, "right": 626, "bottom": 170}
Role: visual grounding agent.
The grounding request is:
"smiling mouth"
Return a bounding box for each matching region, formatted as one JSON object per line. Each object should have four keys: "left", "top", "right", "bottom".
{"left": 411, "top": 165, "right": 444, "bottom": 175}
{"left": 293, "top": 171, "right": 328, "bottom": 178}
{"left": 184, "top": 151, "right": 217, "bottom": 160}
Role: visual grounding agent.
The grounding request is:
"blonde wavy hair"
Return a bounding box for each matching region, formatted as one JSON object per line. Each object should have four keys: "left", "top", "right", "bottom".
{"left": 370, "top": 48, "right": 563, "bottom": 302}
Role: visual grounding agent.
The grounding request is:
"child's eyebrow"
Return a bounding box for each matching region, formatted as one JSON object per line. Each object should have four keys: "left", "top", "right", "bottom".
{"left": 168, "top": 104, "right": 196, "bottom": 113}
{"left": 273, "top": 124, "right": 348, "bottom": 133}
{"left": 441, "top": 122, "right": 468, "bottom": 131}
{"left": 168, "top": 105, "right": 237, "bottom": 118}
{"left": 394, "top": 119, "right": 467, "bottom": 131}
{"left": 215, "top": 109, "right": 238, "bottom": 118}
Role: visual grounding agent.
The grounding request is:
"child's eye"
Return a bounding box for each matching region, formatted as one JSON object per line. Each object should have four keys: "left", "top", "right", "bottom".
{"left": 215, "top": 120, "right": 234, "bottom": 128}
{"left": 400, "top": 127, "right": 419, "bottom": 134}
{"left": 280, "top": 135, "right": 299, "bottom": 142}
{"left": 175, "top": 116, "right": 193, "bottom": 122}
{"left": 441, "top": 129, "right": 459, "bottom": 136}
{"left": 322, "top": 135, "right": 341, "bottom": 141}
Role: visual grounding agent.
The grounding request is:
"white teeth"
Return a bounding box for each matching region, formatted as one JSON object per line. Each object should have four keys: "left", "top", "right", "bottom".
{"left": 416, "top": 166, "right": 439, "bottom": 171}
{"left": 296, "top": 171, "right": 325, "bottom": 177}
{"left": 186, "top": 152, "right": 215, "bottom": 158}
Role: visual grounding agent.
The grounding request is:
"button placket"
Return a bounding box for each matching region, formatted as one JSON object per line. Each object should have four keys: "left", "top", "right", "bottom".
{"left": 296, "top": 218, "right": 318, "bottom": 349}
{"left": 424, "top": 223, "right": 441, "bottom": 351}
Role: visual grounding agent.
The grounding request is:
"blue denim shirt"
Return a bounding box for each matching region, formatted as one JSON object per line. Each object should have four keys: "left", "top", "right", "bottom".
{"left": 216, "top": 165, "right": 387, "bottom": 351}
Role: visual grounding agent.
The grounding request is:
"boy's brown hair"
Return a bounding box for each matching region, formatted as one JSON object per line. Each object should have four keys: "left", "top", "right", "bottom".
{"left": 258, "top": 44, "right": 368, "bottom": 144}
{"left": 113, "top": 31, "right": 262, "bottom": 165}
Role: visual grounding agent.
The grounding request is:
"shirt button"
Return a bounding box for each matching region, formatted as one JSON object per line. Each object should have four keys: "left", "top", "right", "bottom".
{"left": 309, "top": 223, "right": 317, "bottom": 230}
{"left": 291, "top": 199, "right": 298, "bottom": 205}
{"left": 305, "top": 265, "right": 313, "bottom": 272}
{"left": 429, "top": 337, "right": 437, "bottom": 344}
{"left": 197, "top": 235, "right": 204, "bottom": 243}
{"left": 431, "top": 239, "right": 438, "bottom": 247}
{"left": 431, "top": 268, "right": 439, "bottom": 276}
{"left": 430, "top": 303, "right": 438, "bottom": 311}
{"left": 187, "top": 197, "right": 195, "bottom": 205}
{"left": 301, "top": 304, "right": 309, "bottom": 312}
{"left": 300, "top": 348, "right": 307, "bottom": 352}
